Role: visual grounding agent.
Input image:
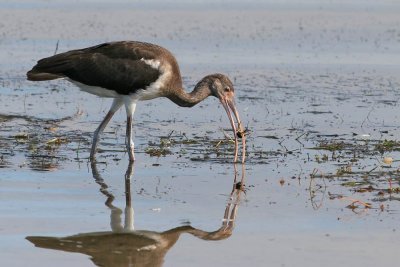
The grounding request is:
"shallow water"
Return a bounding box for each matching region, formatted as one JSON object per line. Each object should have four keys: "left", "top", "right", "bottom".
{"left": 1, "top": 1, "right": 400, "bottom": 266}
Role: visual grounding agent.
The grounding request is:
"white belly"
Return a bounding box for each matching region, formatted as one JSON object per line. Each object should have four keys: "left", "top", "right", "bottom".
{"left": 68, "top": 79, "right": 120, "bottom": 98}
{"left": 68, "top": 79, "right": 163, "bottom": 100}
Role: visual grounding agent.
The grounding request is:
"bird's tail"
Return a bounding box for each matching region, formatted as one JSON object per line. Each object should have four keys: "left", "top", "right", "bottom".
{"left": 26, "top": 70, "right": 63, "bottom": 81}
{"left": 26, "top": 52, "right": 78, "bottom": 81}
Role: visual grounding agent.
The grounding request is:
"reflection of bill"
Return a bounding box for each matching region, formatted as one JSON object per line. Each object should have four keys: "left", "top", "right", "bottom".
{"left": 26, "top": 162, "right": 246, "bottom": 267}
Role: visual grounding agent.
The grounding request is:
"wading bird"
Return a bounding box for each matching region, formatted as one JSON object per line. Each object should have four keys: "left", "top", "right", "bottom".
{"left": 27, "top": 41, "right": 246, "bottom": 162}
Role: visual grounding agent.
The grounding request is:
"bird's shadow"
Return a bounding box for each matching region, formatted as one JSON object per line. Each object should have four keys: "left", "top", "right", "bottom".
{"left": 26, "top": 162, "right": 246, "bottom": 267}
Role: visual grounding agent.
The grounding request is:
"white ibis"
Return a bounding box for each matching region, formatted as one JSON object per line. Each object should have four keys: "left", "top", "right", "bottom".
{"left": 27, "top": 41, "right": 246, "bottom": 162}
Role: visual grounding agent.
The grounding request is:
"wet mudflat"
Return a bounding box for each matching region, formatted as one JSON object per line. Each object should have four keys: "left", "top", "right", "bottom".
{"left": 1, "top": 1, "right": 400, "bottom": 266}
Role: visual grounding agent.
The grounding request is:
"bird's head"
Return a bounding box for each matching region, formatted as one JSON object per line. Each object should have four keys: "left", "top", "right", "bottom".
{"left": 203, "top": 73, "right": 246, "bottom": 162}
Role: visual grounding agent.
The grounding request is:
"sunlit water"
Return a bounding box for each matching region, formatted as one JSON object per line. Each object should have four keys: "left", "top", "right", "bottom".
{"left": 1, "top": 1, "right": 400, "bottom": 266}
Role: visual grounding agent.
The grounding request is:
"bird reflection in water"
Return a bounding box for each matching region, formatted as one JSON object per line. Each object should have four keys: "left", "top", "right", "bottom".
{"left": 26, "top": 162, "right": 246, "bottom": 267}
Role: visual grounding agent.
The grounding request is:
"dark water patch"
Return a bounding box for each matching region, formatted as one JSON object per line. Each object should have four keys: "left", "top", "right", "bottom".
{"left": 259, "top": 135, "right": 279, "bottom": 139}
{"left": 304, "top": 110, "right": 333, "bottom": 115}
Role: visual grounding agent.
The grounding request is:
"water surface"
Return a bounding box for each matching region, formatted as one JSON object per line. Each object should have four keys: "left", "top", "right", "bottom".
{"left": 1, "top": 1, "right": 400, "bottom": 266}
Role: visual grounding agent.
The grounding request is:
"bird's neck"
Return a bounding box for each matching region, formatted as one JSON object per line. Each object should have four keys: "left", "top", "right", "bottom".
{"left": 168, "top": 80, "right": 211, "bottom": 107}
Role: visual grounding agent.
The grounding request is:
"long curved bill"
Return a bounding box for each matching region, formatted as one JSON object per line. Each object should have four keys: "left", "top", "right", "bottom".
{"left": 220, "top": 97, "right": 246, "bottom": 163}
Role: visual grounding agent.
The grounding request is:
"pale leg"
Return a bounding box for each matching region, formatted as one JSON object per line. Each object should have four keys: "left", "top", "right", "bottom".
{"left": 124, "top": 99, "right": 137, "bottom": 162}
{"left": 124, "top": 162, "right": 134, "bottom": 231}
{"left": 90, "top": 98, "right": 123, "bottom": 161}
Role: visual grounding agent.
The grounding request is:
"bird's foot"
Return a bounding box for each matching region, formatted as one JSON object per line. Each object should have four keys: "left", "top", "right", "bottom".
{"left": 89, "top": 156, "right": 99, "bottom": 164}
{"left": 126, "top": 141, "right": 135, "bottom": 162}
{"left": 128, "top": 149, "right": 135, "bottom": 162}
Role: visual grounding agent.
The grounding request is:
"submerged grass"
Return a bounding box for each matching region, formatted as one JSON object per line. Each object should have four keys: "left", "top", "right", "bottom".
{"left": 2, "top": 109, "right": 400, "bottom": 210}
{"left": 312, "top": 140, "right": 346, "bottom": 151}
{"left": 375, "top": 139, "right": 400, "bottom": 153}
{"left": 144, "top": 131, "right": 239, "bottom": 161}
{"left": 307, "top": 136, "right": 400, "bottom": 209}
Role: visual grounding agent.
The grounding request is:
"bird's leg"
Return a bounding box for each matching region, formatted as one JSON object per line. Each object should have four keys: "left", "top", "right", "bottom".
{"left": 90, "top": 98, "right": 123, "bottom": 161}
{"left": 125, "top": 116, "right": 135, "bottom": 162}
{"left": 124, "top": 100, "right": 137, "bottom": 162}
{"left": 124, "top": 162, "right": 135, "bottom": 231}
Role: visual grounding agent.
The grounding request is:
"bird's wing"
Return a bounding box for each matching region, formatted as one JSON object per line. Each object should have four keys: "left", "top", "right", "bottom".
{"left": 27, "top": 42, "right": 161, "bottom": 95}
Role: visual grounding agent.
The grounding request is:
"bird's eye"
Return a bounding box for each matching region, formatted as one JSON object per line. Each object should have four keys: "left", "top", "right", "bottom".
{"left": 224, "top": 87, "right": 231, "bottom": 92}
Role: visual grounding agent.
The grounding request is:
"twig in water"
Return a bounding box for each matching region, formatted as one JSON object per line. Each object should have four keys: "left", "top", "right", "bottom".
{"left": 338, "top": 196, "right": 372, "bottom": 209}
{"left": 360, "top": 107, "right": 374, "bottom": 128}
{"left": 215, "top": 140, "right": 223, "bottom": 148}
{"left": 295, "top": 131, "right": 306, "bottom": 144}
{"left": 54, "top": 40, "right": 59, "bottom": 55}
{"left": 309, "top": 168, "right": 326, "bottom": 210}
{"left": 220, "top": 128, "right": 233, "bottom": 141}
{"left": 367, "top": 165, "right": 379, "bottom": 174}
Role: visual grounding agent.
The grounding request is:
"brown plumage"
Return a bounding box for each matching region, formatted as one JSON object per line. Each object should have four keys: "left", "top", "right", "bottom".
{"left": 27, "top": 41, "right": 246, "bottom": 162}
{"left": 28, "top": 42, "right": 174, "bottom": 95}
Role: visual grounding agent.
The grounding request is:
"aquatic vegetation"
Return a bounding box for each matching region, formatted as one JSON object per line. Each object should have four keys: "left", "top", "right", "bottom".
{"left": 375, "top": 139, "right": 400, "bottom": 153}
{"left": 312, "top": 140, "right": 345, "bottom": 151}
